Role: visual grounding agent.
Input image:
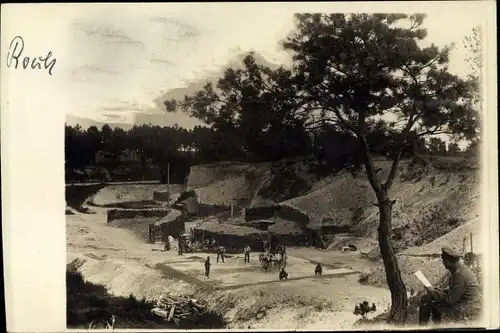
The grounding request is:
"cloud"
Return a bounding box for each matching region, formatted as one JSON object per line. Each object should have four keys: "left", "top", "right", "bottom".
{"left": 101, "top": 106, "right": 136, "bottom": 112}
{"left": 149, "top": 16, "right": 201, "bottom": 42}
{"left": 72, "top": 64, "right": 119, "bottom": 76}
{"left": 72, "top": 20, "right": 146, "bottom": 48}
{"left": 70, "top": 65, "right": 122, "bottom": 82}
{"left": 149, "top": 57, "right": 175, "bottom": 66}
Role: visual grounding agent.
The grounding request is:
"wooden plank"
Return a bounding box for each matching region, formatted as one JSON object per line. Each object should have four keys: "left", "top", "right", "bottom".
{"left": 470, "top": 233, "right": 474, "bottom": 253}
{"left": 167, "top": 305, "right": 176, "bottom": 322}
{"left": 151, "top": 308, "right": 169, "bottom": 318}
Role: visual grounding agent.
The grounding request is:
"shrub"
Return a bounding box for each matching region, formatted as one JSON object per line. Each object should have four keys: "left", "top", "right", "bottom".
{"left": 176, "top": 190, "right": 197, "bottom": 203}
{"left": 358, "top": 272, "right": 370, "bottom": 284}
{"left": 66, "top": 268, "right": 227, "bottom": 329}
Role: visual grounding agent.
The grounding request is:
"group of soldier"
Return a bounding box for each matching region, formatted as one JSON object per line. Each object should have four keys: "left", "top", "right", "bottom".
{"left": 203, "top": 243, "right": 252, "bottom": 278}
{"left": 201, "top": 240, "right": 325, "bottom": 282}
{"left": 166, "top": 231, "right": 482, "bottom": 326}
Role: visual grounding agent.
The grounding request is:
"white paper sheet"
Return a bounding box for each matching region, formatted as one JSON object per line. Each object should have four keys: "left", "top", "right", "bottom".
{"left": 414, "top": 270, "right": 432, "bottom": 288}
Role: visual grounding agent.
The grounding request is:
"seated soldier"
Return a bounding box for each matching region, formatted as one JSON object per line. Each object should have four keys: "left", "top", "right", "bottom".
{"left": 315, "top": 263, "right": 323, "bottom": 276}
{"left": 419, "top": 247, "right": 482, "bottom": 325}
{"left": 279, "top": 268, "right": 288, "bottom": 280}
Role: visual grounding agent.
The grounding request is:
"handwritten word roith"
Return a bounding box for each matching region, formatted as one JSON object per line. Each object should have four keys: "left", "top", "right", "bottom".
{"left": 6, "top": 36, "right": 56, "bottom": 76}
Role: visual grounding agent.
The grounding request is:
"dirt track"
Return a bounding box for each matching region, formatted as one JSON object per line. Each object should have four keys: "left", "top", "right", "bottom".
{"left": 67, "top": 207, "right": 392, "bottom": 329}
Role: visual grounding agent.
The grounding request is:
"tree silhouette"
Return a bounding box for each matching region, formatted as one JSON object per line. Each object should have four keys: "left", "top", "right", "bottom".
{"left": 280, "top": 13, "right": 477, "bottom": 323}
{"left": 164, "top": 53, "right": 313, "bottom": 162}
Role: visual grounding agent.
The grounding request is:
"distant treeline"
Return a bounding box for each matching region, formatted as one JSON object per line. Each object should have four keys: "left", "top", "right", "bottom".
{"left": 65, "top": 122, "right": 477, "bottom": 183}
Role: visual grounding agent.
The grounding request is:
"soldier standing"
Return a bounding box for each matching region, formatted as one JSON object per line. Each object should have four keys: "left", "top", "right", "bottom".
{"left": 244, "top": 244, "right": 251, "bottom": 263}
{"left": 315, "top": 263, "right": 323, "bottom": 276}
{"left": 178, "top": 234, "right": 184, "bottom": 256}
{"left": 204, "top": 256, "right": 211, "bottom": 278}
{"left": 164, "top": 235, "right": 171, "bottom": 251}
{"left": 217, "top": 245, "right": 226, "bottom": 263}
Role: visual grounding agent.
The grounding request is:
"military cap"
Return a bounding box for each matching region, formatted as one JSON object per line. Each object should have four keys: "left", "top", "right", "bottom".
{"left": 441, "top": 246, "right": 462, "bottom": 259}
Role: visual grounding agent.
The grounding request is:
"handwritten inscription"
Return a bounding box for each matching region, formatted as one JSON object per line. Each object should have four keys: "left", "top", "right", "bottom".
{"left": 6, "top": 36, "right": 56, "bottom": 76}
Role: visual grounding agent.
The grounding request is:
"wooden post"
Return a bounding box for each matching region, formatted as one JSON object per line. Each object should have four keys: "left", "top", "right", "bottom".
{"left": 230, "top": 198, "right": 234, "bottom": 219}
{"left": 167, "top": 163, "right": 170, "bottom": 207}
{"left": 463, "top": 237, "right": 467, "bottom": 254}
{"left": 470, "top": 233, "right": 473, "bottom": 254}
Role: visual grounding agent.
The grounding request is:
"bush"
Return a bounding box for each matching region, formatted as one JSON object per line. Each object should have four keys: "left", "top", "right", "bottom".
{"left": 358, "top": 272, "right": 370, "bottom": 284}
{"left": 66, "top": 268, "right": 227, "bottom": 329}
{"left": 176, "top": 190, "right": 197, "bottom": 203}
{"left": 179, "top": 309, "right": 227, "bottom": 329}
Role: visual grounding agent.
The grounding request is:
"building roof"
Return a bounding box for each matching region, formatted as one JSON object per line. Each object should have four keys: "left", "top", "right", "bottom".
{"left": 194, "top": 221, "right": 266, "bottom": 236}
{"left": 154, "top": 209, "right": 183, "bottom": 226}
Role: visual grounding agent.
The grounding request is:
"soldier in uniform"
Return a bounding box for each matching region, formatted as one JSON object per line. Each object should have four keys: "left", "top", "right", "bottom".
{"left": 217, "top": 245, "right": 226, "bottom": 263}
{"left": 418, "top": 246, "right": 482, "bottom": 325}
{"left": 204, "top": 256, "right": 211, "bottom": 278}
{"left": 244, "top": 244, "right": 251, "bottom": 263}
{"left": 315, "top": 263, "right": 323, "bottom": 276}
{"left": 279, "top": 268, "right": 288, "bottom": 280}
{"left": 177, "top": 235, "right": 184, "bottom": 256}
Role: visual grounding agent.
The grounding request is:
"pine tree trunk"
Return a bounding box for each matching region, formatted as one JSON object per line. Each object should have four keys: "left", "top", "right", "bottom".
{"left": 377, "top": 193, "right": 408, "bottom": 324}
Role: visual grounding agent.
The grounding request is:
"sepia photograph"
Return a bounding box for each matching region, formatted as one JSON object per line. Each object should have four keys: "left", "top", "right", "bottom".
{"left": 1, "top": 2, "right": 498, "bottom": 332}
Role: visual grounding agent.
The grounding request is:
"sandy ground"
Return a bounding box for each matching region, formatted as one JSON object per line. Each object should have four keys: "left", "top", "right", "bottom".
{"left": 67, "top": 209, "right": 391, "bottom": 329}
{"left": 66, "top": 156, "right": 480, "bottom": 329}
{"left": 89, "top": 184, "right": 183, "bottom": 206}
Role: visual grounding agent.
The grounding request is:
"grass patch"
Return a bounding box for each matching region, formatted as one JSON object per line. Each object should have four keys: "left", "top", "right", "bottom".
{"left": 97, "top": 200, "right": 162, "bottom": 209}
{"left": 66, "top": 184, "right": 106, "bottom": 213}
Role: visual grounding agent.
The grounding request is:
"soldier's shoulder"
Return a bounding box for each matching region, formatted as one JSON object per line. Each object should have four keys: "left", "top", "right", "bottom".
{"left": 455, "top": 265, "right": 478, "bottom": 281}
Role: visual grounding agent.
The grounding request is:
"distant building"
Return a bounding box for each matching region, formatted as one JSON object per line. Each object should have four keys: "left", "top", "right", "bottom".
{"left": 95, "top": 149, "right": 143, "bottom": 164}
{"left": 149, "top": 210, "right": 185, "bottom": 243}
{"left": 182, "top": 197, "right": 199, "bottom": 215}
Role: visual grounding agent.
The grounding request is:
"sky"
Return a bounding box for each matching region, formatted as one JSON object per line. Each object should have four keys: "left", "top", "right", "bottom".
{"left": 42, "top": 3, "right": 489, "bottom": 126}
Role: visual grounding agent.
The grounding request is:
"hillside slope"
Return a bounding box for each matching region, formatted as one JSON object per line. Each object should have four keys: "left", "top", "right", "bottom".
{"left": 187, "top": 159, "right": 322, "bottom": 208}
{"left": 186, "top": 157, "right": 479, "bottom": 254}
{"left": 363, "top": 218, "right": 482, "bottom": 294}
{"left": 282, "top": 157, "right": 479, "bottom": 251}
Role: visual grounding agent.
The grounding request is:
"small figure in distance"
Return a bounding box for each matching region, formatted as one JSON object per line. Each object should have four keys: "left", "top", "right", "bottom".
{"left": 244, "top": 244, "right": 251, "bottom": 264}
{"left": 279, "top": 268, "right": 288, "bottom": 280}
{"left": 315, "top": 263, "right": 323, "bottom": 276}
{"left": 204, "top": 256, "right": 211, "bottom": 278}
{"left": 217, "top": 244, "right": 226, "bottom": 263}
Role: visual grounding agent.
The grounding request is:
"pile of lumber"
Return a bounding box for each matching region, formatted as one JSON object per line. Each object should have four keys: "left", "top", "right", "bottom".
{"left": 151, "top": 295, "right": 207, "bottom": 324}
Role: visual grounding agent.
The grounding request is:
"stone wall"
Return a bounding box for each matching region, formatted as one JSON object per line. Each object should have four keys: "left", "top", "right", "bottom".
{"left": 244, "top": 205, "right": 310, "bottom": 227}
{"left": 192, "top": 228, "right": 266, "bottom": 253}
{"left": 107, "top": 208, "right": 171, "bottom": 223}
{"left": 160, "top": 214, "right": 186, "bottom": 242}
{"left": 192, "top": 226, "right": 309, "bottom": 252}
{"left": 153, "top": 191, "right": 171, "bottom": 202}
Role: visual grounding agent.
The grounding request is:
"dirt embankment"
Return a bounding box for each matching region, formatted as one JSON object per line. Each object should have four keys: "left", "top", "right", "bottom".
{"left": 188, "top": 157, "right": 478, "bottom": 250}
{"left": 187, "top": 157, "right": 480, "bottom": 290}
{"left": 363, "top": 217, "right": 482, "bottom": 294}
{"left": 89, "top": 184, "right": 183, "bottom": 206}
{"left": 66, "top": 184, "right": 107, "bottom": 212}
{"left": 186, "top": 158, "right": 322, "bottom": 207}
{"left": 281, "top": 158, "right": 479, "bottom": 251}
